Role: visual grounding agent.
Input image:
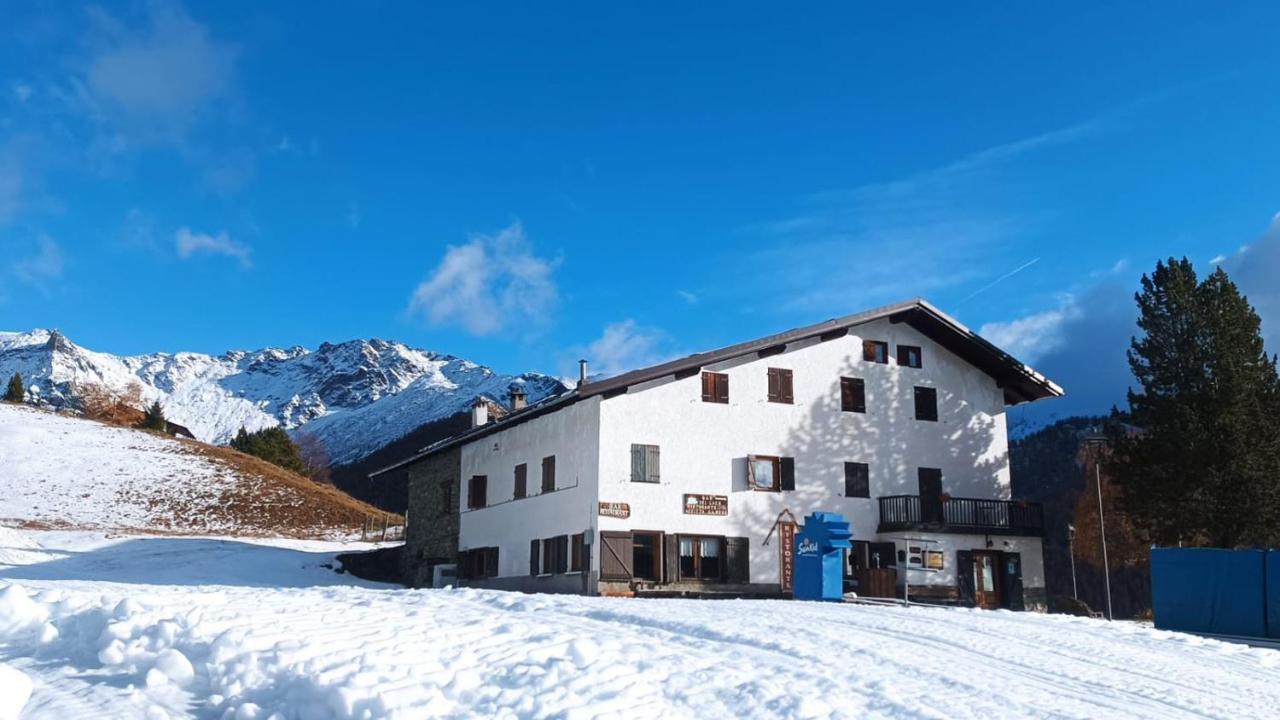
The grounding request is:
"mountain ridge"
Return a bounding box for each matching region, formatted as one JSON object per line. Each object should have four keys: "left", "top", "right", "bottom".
{"left": 0, "top": 328, "right": 566, "bottom": 465}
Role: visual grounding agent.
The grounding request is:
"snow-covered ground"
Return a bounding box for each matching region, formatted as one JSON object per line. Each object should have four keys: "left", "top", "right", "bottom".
{"left": 1, "top": 529, "right": 1277, "bottom": 719}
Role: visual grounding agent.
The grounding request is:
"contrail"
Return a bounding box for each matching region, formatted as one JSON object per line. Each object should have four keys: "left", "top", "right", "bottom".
{"left": 961, "top": 257, "right": 1041, "bottom": 303}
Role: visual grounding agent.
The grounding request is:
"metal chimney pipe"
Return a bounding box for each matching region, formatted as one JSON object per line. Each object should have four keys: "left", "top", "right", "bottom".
{"left": 578, "top": 359, "right": 589, "bottom": 385}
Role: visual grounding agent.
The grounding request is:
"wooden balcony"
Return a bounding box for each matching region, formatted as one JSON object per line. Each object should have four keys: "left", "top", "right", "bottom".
{"left": 877, "top": 495, "right": 1044, "bottom": 536}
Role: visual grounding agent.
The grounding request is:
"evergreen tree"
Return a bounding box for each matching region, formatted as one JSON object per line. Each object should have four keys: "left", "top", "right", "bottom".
{"left": 1109, "top": 258, "right": 1280, "bottom": 547}
{"left": 227, "top": 425, "right": 307, "bottom": 475}
{"left": 4, "top": 373, "right": 24, "bottom": 403}
{"left": 139, "top": 400, "right": 168, "bottom": 432}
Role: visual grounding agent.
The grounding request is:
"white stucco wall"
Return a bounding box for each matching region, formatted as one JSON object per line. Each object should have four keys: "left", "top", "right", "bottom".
{"left": 876, "top": 534, "right": 1046, "bottom": 590}
{"left": 457, "top": 398, "right": 602, "bottom": 579}
{"left": 595, "top": 318, "right": 1016, "bottom": 585}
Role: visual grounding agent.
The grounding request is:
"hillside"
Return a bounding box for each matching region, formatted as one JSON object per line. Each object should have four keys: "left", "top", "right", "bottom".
{"left": 0, "top": 404, "right": 394, "bottom": 538}
{"left": 0, "top": 329, "right": 565, "bottom": 466}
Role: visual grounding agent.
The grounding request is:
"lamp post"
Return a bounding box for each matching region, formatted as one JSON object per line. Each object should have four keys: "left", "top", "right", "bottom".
{"left": 1067, "top": 523, "right": 1078, "bottom": 601}
{"left": 1083, "top": 436, "right": 1113, "bottom": 621}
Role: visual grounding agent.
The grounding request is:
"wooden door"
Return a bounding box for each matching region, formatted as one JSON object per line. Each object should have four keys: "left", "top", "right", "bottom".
{"left": 918, "top": 468, "right": 944, "bottom": 523}
{"left": 971, "top": 551, "right": 1002, "bottom": 609}
{"left": 600, "top": 532, "right": 633, "bottom": 581}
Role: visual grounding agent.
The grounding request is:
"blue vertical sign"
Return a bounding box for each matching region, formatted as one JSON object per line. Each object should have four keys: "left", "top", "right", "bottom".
{"left": 793, "top": 512, "right": 852, "bottom": 601}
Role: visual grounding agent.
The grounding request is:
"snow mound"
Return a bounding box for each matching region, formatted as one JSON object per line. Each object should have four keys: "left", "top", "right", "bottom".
{"left": 0, "top": 663, "right": 32, "bottom": 720}
{"left": 0, "top": 405, "right": 389, "bottom": 536}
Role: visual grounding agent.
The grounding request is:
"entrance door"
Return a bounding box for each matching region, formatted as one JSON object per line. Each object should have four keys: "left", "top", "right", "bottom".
{"left": 918, "top": 468, "right": 944, "bottom": 524}
{"left": 971, "top": 551, "right": 1002, "bottom": 609}
{"left": 632, "top": 531, "right": 663, "bottom": 581}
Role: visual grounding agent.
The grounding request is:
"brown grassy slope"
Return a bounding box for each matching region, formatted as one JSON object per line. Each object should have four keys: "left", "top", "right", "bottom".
{"left": 175, "top": 440, "right": 403, "bottom": 538}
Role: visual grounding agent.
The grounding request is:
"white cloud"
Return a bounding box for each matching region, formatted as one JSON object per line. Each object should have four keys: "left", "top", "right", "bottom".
{"left": 407, "top": 222, "right": 558, "bottom": 336}
{"left": 85, "top": 2, "right": 236, "bottom": 131}
{"left": 175, "top": 227, "right": 251, "bottom": 268}
{"left": 582, "top": 320, "right": 674, "bottom": 378}
{"left": 676, "top": 289, "right": 698, "bottom": 304}
{"left": 979, "top": 300, "right": 1080, "bottom": 363}
{"left": 12, "top": 82, "right": 32, "bottom": 104}
{"left": 14, "top": 235, "right": 64, "bottom": 287}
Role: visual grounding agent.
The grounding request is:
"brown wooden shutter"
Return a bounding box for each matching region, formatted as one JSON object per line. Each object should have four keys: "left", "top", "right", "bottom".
{"left": 542, "top": 456, "right": 556, "bottom": 493}
{"left": 600, "top": 532, "right": 633, "bottom": 581}
{"left": 514, "top": 464, "right": 527, "bottom": 499}
{"left": 630, "top": 444, "right": 643, "bottom": 482}
{"left": 914, "top": 386, "right": 938, "bottom": 421}
{"left": 529, "top": 539, "right": 540, "bottom": 576}
{"left": 715, "top": 373, "right": 729, "bottom": 403}
{"left": 863, "top": 340, "right": 877, "bottom": 362}
{"left": 555, "top": 535, "right": 569, "bottom": 574}
{"left": 664, "top": 534, "right": 679, "bottom": 583}
{"left": 767, "top": 368, "right": 780, "bottom": 402}
{"left": 488, "top": 547, "right": 499, "bottom": 578}
{"left": 781, "top": 370, "right": 793, "bottom": 403}
{"left": 726, "top": 537, "right": 750, "bottom": 583}
{"left": 780, "top": 457, "right": 796, "bottom": 491}
{"left": 701, "top": 372, "right": 714, "bottom": 402}
{"left": 646, "top": 445, "right": 660, "bottom": 483}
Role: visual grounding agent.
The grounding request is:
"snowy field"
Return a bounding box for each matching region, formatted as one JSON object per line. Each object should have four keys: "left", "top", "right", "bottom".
{"left": 1, "top": 528, "right": 1278, "bottom": 720}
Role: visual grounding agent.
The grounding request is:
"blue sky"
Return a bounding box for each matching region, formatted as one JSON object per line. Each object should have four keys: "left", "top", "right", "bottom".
{"left": 2, "top": 2, "right": 1279, "bottom": 424}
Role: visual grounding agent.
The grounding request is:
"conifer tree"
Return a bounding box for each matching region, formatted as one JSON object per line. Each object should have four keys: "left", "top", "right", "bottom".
{"left": 1110, "top": 258, "right": 1280, "bottom": 547}
{"left": 140, "top": 400, "right": 168, "bottom": 432}
{"left": 4, "top": 373, "right": 24, "bottom": 403}
{"left": 227, "top": 425, "right": 307, "bottom": 475}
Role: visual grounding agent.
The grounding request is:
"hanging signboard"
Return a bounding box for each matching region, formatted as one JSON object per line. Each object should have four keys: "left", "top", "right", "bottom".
{"left": 682, "top": 494, "right": 728, "bottom": 516}
{"left": 598, "top": 502, "right": 631, "bottom": 519}
{"left": 778, "top": 521, "right": 797, "bottom": 594}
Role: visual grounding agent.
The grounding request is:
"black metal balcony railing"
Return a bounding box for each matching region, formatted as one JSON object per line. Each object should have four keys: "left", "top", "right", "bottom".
{"left": 877, "top": 495, "right": 1044, "bottom": 536}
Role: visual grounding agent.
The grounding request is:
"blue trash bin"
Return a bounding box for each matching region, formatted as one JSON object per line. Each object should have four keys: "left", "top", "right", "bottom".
{"left": 794, "top": 512, "right": 852, "bottom": 601}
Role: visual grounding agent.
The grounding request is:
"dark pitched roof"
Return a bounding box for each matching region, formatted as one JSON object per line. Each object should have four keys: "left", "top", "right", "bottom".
{"left": 369, "top": 298, "right": 1063, "bottom": 477}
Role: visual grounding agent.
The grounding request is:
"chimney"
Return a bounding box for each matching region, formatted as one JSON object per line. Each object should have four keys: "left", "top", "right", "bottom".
{"left": 578, "top": 359, "right": 589, "bottom": 386}
{"left": 471, "top": 397, "right": 489, "bottom": 428}
{"left": 509, "top": 384, "right": 527, "bottom": 411}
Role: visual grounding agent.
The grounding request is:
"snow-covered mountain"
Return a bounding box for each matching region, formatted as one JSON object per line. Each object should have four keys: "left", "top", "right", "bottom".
{"left": 0, "top": 329, "right": 565, "bottom": 465}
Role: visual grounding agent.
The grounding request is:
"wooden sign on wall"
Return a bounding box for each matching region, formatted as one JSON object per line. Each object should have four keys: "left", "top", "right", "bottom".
{"left": 682, "top": 494, "right": 728, "bottom": 516}
{"left": 598, "top": 502, "right": 631, "bottom": 519}
{"left": 778, "top": 521, "right": 796, "bottom": 594}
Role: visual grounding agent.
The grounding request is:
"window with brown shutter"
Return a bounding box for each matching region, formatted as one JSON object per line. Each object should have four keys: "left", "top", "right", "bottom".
{"left": 914, "top": 386, "right": 938, "bottom": 422}
{"left": 570, "top": 533, "right": 584, "bottom": 572}
{"left": 467, "top": 475, "right": 487, "bottom": 509}
{"left": 748, "top": 455, "right": 781, "bottom": 492}
{"left": 897, "top": 345, "right": 923, "bottom": 369}
{"left": 701, "top": 371, "right": 729, "bottom": 403}
{"left": 678, "top": 535, "right": 726, "bottom": 581}
{"left": 767, "top": 368, "right": 793, "bottom": 404}
{"left": 630, "top": 444, "right": 660, "bottom": 483}
{"left": 840, "top": 377, "right": 866, "bottom": 413}
{"left": 844, "top": 462, "right": 870, "bottom": 498}
{"left": 542, "top": 537, "right": 555, "bottom": 575}
{"left": 863, "top": 340, "right": 889, "bottom": 364}
{"left": 513, "top": 463, "right": 527, "bottom": 499}
{"left": 541, "top": 455, "right": 556, "bottom": 493}
{"left": 555, "top": 535, "right": 569, "bottom": 574}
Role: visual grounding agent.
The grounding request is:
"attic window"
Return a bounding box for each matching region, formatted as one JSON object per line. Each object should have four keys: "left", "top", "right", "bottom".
{"left": 898, "top": 345, "right": 923, "bottom": 369}
{"left": 766, "top": 368, "right": 793, "bottom": 404}
{"left": 863, "top": 340, "right": 889, "bottom": 364}
{"left": 701, "top": 372, "right": 729, "bottom": 403}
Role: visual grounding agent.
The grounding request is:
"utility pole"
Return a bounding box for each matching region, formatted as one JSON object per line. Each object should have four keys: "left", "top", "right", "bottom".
{"left": 1083, "top": 437, "right": 1114, "bottom": 621}
{"left": 1067, "top": 524, "right": 1078, "bottom": 601}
